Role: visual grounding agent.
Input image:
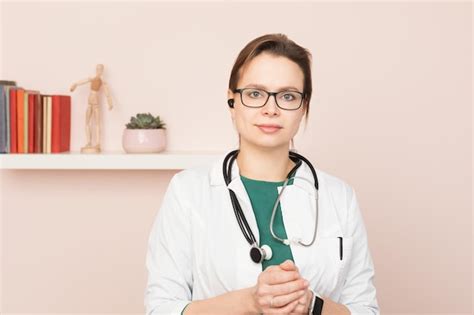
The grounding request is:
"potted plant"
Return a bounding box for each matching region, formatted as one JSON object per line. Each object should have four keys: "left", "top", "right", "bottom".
{"left": 122, "top": 113, "right": 167, "bottom": 153}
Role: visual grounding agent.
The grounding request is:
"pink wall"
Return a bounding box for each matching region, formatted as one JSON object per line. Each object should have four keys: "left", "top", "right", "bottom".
{"left": 1, "top": 1, "right": 472, "bottom": 314}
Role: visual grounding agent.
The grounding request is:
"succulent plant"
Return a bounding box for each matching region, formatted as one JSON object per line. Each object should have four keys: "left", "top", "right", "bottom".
{"left": 125, "top": 113, "right": 166, "bottom": 129}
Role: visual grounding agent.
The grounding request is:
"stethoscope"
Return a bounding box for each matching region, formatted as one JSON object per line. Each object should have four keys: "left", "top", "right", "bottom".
{"left": 223, "top": 149, "right": 320, "bottom": 264}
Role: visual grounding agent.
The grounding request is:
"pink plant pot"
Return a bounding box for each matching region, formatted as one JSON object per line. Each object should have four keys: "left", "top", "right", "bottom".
{"left": 122, "top": 129, "right": 166, "bottom": 153}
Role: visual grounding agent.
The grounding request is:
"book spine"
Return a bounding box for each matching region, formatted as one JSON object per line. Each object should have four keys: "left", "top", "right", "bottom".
{"left": 0, "top": 86, "right": 6, "bottom": 153}
{"left": 9, "top": 89, "right": 17, "bottom": 153}
{"left": 23, "top": 92, "right": 28, "bottom": 153}
{"left": 52, "top": 95, "right": 60, "bottom": 153}
{"left": 16, "top": 89, "right": 24, "bottom": 153}
{"left": 42, "top": 96, "right": 47, "bottom": 153}
{"left": 28, "top": 93, "right": 35, "bottom": 153}
{"left": 60, "top": 95, "right": 71, "bottom": 152}
{"left": 34, "top": 94, "right": 43, "bottom": 153}
{"left": 5, "top": 86, "right": 11, "bottom": 153}
{"left": 46, "top": 96, "right": 52, "bottom": 153}
{"left": 0, "top": 84, "right": 16, "bottom": 153}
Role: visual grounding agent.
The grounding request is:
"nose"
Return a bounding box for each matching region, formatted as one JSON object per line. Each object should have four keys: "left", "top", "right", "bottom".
{"left": 262, "top": 94, "right": 280, "bottom": 116}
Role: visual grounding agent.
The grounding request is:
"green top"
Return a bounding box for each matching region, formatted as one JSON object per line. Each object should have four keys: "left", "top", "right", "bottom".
{"left": 240, "top": 174, "right": 295, "bottom": 270}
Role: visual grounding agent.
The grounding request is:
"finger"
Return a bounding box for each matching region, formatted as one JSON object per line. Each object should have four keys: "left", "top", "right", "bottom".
{"left": 270, "top": 289, "right": 306, "bottom": 308}
{"left": 280, "top": 263, "right": 299, "bottom": 274}
{"left": 267, "top": 278, "right": 309, "bottom": 296}
{"left": 300, "top": 289, "right": 310, "bottom": 301}
{"left": 289, "top": 303, "right": 307, "bottom": 314}
{"left": 291, "top": 290, "right": 311, "bottom": 314}
{"left": 269, "top": 299, "right": 300, "bottom": 314}
{"left": 279, "top": 259, "right": 297, "bottom": 271}
{"left": 261, "top": 269, "right": 300, "bottom": 285}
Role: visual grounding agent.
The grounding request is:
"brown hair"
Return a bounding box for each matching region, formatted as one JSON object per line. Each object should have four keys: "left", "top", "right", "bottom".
{"left": 228, "top": 33, "right": 313, "bottom": 121}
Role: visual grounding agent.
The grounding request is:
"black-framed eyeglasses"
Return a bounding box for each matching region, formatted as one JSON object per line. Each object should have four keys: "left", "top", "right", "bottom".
{"left": 233, "top": 88, "right": 305, "bottom": 111}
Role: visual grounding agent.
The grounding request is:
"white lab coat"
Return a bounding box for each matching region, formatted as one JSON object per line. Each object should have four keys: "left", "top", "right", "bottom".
{"left": 145, "top": 153, "right": 380, "bottom": 315}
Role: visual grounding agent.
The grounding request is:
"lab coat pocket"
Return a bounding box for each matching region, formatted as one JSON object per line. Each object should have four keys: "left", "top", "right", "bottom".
{"left": 307, "top": 236, "right": 346, "bottom": 297}
{"left": 332, "top": 236, "right": 354, "bottom": 299}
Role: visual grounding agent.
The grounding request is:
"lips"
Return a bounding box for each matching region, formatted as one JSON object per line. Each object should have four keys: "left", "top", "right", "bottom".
{"left": 256, "top": 124, "right": 282, "bottom": 133}
{"left": 257, "top": 124, "right": 282, "bottom": 128}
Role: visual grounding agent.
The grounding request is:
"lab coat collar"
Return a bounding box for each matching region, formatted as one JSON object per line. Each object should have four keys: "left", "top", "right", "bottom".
{"left": 209, "top": 151, "right": 318, "bottom": 197}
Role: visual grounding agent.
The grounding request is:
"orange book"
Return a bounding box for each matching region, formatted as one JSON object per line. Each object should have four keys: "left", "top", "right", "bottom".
{"left": 16, "top": 89, "right": 24, "bottom": 153}
{"left": 59, "top": 96, "right": 71, "bottom": 152}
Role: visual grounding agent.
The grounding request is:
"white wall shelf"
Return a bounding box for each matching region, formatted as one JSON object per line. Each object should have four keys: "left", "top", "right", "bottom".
{"left": 0, "top": 150, "right": 225, "bottom": 170}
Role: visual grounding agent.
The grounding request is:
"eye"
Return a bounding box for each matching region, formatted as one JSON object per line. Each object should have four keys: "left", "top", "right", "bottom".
{"left": 244, "top": 89, "right": 264, "bottom": 98}
{"left": 280, "top": 92, "right": 297, "bottom": 101}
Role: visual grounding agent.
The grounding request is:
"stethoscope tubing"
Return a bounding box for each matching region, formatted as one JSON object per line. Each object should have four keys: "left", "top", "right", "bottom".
{"left": 223, "top": 149, "right": 320, "bottom": 261}
{"left": 270, "top": 174, "right": 319, "bottom": 247}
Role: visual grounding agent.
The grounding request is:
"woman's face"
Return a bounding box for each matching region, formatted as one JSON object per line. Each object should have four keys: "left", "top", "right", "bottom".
{"left": 228, "top": 52, "right": 306, "bottom": 150}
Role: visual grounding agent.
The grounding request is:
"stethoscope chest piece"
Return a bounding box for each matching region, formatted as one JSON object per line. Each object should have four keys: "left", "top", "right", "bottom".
{"left": 250, "top": 244, "right": 273, "bottom": 263}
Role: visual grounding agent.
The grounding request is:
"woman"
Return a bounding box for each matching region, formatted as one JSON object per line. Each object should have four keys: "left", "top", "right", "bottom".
{"left": 145, "top": 34, "right": 379, "bottom": 315}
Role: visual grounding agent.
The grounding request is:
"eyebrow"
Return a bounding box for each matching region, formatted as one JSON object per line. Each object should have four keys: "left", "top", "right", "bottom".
{"left": 244, "top": 84, "right": 302, "bottom": 92}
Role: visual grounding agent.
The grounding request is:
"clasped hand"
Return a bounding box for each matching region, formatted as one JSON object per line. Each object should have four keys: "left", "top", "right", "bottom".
{"left": 252, "top": 260, "right": 313, "bottom": 314}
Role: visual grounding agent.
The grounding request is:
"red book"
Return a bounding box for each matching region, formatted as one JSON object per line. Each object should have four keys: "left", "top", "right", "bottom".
{"left": 34, "top": 94, "right": 43, "bottom": 153}
{"left": 51, "top": 95, "right": 71, "bottom": 153}
{"left": 16, "top": 89, "right": 25, "bottom": 153}
{"left": 59, "top": 96, "right": 71, "bottom": 152}
{"left": 9, "top": 89, "right": 17, "bottom": 153}
{"left": 28, "top": 93, "right": 36, "bottom": 153}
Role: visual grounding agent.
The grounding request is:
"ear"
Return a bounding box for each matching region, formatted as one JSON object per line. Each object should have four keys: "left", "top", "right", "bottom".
{"left": 227, "top": 89, "right": 236, "bottom": 120}
{"left": 227, "top": 89, "right": 234, "bottom": 100}
{"left": 227, "top": 89, "right": 235, "bottom": 108}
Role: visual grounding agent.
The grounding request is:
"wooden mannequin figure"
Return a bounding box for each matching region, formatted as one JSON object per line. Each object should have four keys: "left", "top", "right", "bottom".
{"left": 70, "top": 64, "right": 113, "bottom": 153}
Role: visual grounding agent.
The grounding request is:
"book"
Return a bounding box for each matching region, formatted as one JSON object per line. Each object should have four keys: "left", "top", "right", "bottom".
{"left": 25, "top": 90, "right": 39, "bottom": 153}
{"left": 9, "top": 88, "right": 18, "bottom": 153}
{"left": 34, "top": 93, "right": 43, "bottom": 153}
{"left": 45, "top": 96, "right": 52, "bottom": 153}
{"left": 16, "top": 89, "right": 25, "bottom": 153}
{"left": 23, "top": 91, "right": 28, "bottom": 153}
{"left": 42, "top": 95, "right": 47, "bottom": 153}
{"left": 51, "top": 95, "right": 71, "bottom": 153}
{"left": 0, "top": 86, "right": 5, "bottom": 153}
{"left": 0, "top": 81, "right": 17, "bottom": 153}
{"left": 4, "top": 85, "right": 17, "bottom": 153}
{"left": 0, "top": 80, "right": 16, "bottom": 85}
{"left": 22, "top": 90, "right": 39, "bottom": 153}
{"left": 28, "top": 93, "right": 35, "bottom": 153}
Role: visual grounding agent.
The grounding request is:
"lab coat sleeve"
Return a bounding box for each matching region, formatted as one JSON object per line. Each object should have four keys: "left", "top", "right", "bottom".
{"left": 339, "top": 187, "right": 380, "bottom": 315}
{"left": 145, "top": 173, "right": 193, "bottom": 315}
